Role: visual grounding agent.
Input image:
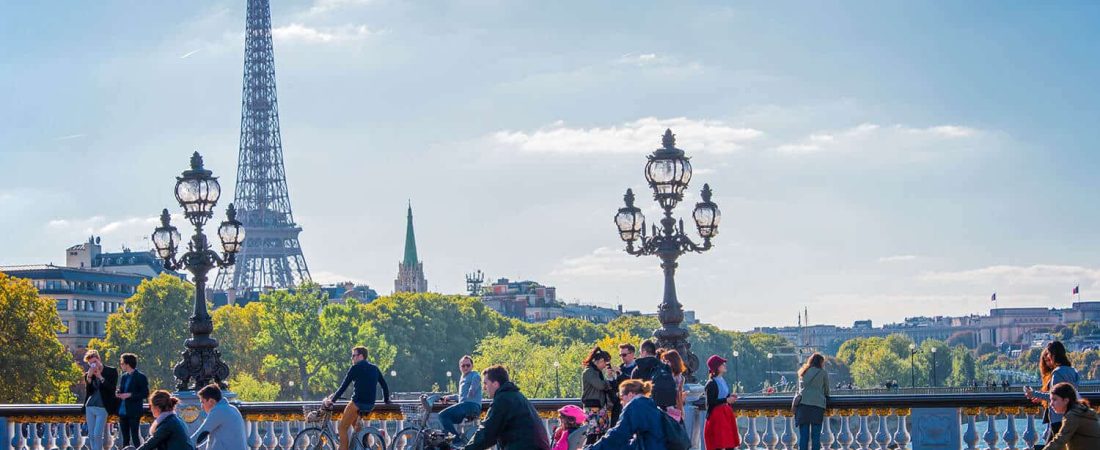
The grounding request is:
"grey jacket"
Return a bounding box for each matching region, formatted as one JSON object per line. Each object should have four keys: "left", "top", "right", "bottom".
{"left": 1034, "top": 366, "right": 1081, "bottom": 424}
{"left": 190, "top": 399, "right": 247, "bottom": 450}
{"left": 797, "top": 367, "right": 829, "bottom": 409}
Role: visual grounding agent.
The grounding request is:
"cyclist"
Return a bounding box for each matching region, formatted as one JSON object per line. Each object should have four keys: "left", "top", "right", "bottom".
{"left": 460, "top": 365, "right": 550, "bottom": 450}
{"left": 324, "top": 346, "right": 392, "bottom": 450}
{"left": 440, "top": 355, "right": 482, "bottom": 445}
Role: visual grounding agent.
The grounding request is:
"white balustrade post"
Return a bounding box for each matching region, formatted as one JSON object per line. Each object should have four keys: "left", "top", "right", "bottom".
{"left": 891, "top": 411, "right": 910, "bottom": 450}
{"left": 1002, "top": 408, "right": 1019, "bottom": 450}
{"left": 263, "top": 421, "right": 277, "bottom": 450}
{"left": 780, "top": 415, "right": 795, "bottom": 450}
{"left": 744, "top": 414, "right": 761, "bottom": 450}
{"left": 762, "top": 413, "right": 779, "bottom": 450}
{"left": 836, "top": 414, "right": 853, "bottom": 450}
{"left": 854, "top": 413, "right": 871, "bottom": 450}
{"left": 1021, "top": 409, "right": 1038, "bottom": 450}
{"left": 247, "top": 420, "right": 261, "bottom": 450}
{"left": 873, "top": 409, "right": 892, "bottom": 450}
{"left": 13, "top": 422, "right": 26, "bottom": 450}
{"left": 962, "top": 409, "right": 979, "bottom": 450}
{"left": 821, "top": 414, "right": 836, "bottom": 450}
{"left": 982, "top": 409, "right": 1000, "bottom": 450}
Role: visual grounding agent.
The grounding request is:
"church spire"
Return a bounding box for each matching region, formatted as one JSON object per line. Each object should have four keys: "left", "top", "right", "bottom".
{"left": 403, "top": 202, "right": 418, "bottom": 266}
{"left": 395, "top": 202, "right": 428, "bottom": 293}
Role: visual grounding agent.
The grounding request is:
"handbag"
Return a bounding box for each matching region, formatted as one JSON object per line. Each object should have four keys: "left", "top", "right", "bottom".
{"left": 791, "top": 370, "right": 821, "bottom": 415}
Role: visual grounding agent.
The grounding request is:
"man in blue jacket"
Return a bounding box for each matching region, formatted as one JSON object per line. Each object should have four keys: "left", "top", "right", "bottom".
{"left": 191, "top": 385, "right": 247, "bottom": 450}
{"left": 324, "top": 346, "right": 392, "bottom": 450}
{"left": 117, "top": 353, "right": 149, "bottom": 448}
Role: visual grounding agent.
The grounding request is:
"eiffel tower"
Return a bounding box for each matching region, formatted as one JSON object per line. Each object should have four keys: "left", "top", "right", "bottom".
{"left": 213, "top": 0, "right": 310, "bottom": 296}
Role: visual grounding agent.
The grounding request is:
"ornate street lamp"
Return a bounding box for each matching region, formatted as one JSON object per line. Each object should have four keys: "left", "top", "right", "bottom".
{"left": 614, "top": 129, "right": 721, "bottom": 382}
{"left": 152, "top": 152, "right": 244, "bottom": 391}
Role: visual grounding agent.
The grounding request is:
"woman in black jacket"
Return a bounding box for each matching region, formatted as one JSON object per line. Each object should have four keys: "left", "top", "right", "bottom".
{"left": 703, "top": 355, "right": 739, "bottom": 450}
{"left": 137, "top": 390, "right": 194, "bottom": 450}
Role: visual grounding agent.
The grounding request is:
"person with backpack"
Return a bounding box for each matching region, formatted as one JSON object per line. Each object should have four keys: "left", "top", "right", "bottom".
{"left": 590, "top": 380, "right": 668, "bottom": 450}
{"left": 630, "top": 340, "right": 678, "bottom": 411}
{"left": 660, "top": 350, "right": 688, "bottom": 423}
{"left": 704, "top": 355, "right": 740, "bottom": 450}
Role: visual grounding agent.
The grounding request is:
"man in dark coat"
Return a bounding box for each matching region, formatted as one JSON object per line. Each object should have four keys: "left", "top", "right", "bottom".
{"left": 461, "top": 365, "right": 550, "bottom": 450}
{"left": 117, "top": 353, "right": 150, "bottom": 448}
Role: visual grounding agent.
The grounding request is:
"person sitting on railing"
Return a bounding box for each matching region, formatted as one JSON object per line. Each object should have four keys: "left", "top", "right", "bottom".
{"left": 440, "top": 355, "right": 483, "bottom": 446}
{"left": 460, "top": 365, "right": 550, "bottom": 450}
{"left": 190, "top": 384, "right": 246, "bottom": 450}
{"left": 1027, "top": 341, "right": 1081, "bottom": 443}
{"left": 323, "top": 346, "right": 392, "bottom": 450}
{"left": 1040, "top": 382, "right": 1100, "bottom": 450}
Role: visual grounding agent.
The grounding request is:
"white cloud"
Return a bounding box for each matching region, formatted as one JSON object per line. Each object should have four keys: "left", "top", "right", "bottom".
{"left": 549, "top": 247, "right": 650, "bottom": 278}
{"left": 44, "top": 214, "right": 184, "bottom": 250}
{"left": 311, "top": 270, "right": 369, "bottom": 285}
{"left": 878, "top": 255, "right": 919, "bottom": 263}
{"left": 491, "top": 117, "right": 762, "bottom": 155}
{"left": 616, "top": 53, "right": 668, "bottom": 66}
{"left": 272, "top": 23, "right": 376, "bottom": 43}
{"left": 307, "top": 0, "right": 374, "bottom": 15}
{"left": 919, "top": 264, "right": 1100, "bottom": 287}
{"left": 774, "top": 123, "right": 982, "bottom": 155}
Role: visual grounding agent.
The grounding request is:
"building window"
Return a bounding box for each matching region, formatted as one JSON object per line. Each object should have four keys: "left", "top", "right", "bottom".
{"left": 77, "top": 321, "right": 84, "bottom": 335}
{"left": 56, "top": 299, "right": 68, "bottom": 310}
{"left": 89, "top": 300, "right": 97, "bottom": 312}
{"left": 62, "top": 320, "right": 70, "bottom": 334}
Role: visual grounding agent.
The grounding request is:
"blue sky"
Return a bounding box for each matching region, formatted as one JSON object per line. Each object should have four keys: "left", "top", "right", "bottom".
{"left": 3, "top": 1, "right": 1100, "bottom": 330}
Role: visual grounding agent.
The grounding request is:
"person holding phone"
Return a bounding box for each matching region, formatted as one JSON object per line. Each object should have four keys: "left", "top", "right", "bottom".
{"left": 82, "top": 350, "right": 119, "bottom": 450}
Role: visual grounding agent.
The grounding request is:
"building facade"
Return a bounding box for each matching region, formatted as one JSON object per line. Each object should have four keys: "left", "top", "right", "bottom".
{"left": 394, "top": 205, "right": 428, "bottom": 293}
{"left": 1, "top": 237, "right": 169, "bottom": 354}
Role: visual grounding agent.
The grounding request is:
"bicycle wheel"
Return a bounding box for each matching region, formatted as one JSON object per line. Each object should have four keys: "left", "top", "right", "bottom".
{"left": 294, "top": 426, "right": 336, "bottom": 450}
{"left": 358, "top": 428, "right": 387, "bottom": 450}
{"left": 388, "top": 426, "right": 424, "bottom": 450}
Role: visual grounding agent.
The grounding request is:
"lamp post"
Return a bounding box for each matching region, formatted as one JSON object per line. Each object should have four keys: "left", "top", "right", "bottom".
{"left": 553, "top": 361, "right": 562, "bottom": 398}
{"left": 614, "top": 129, "right": 721, "bottom": 382}
{"left": 152, "top": 152, "right": 244, "bottom": 391}
{"left": 731, "top": 350, "right": 739, "bottom": 393}
{"left": 909, "top": 343, "right": 917, "bottom": 388}
{"left": 930, "top": 347, "right": 938, "bottom": 387}
{"left": 767, "top": 352, "right": 774, "bottom": 388}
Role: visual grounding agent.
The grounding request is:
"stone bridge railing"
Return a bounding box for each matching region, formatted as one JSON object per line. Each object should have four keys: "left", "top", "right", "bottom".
{"left": 4, "top": 391, "right": 1100, "bottom": 450}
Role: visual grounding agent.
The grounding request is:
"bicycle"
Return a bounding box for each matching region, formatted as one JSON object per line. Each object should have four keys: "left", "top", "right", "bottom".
{"left": 389, "top": 394, "right": 479, "bottom": 450}
{"left": 294, "top": 402, "right": 388, "bottom": 450}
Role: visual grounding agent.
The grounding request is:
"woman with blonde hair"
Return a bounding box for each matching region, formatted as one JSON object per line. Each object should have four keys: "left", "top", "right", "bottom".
{"left": 590, "top": 380, "right": 668, "bottom": 450}
{"left": 794, "top": 353, "right": 829, "bottom": 450}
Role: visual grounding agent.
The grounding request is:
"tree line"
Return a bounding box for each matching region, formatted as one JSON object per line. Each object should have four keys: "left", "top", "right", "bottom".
{"left": 3, "top": 272, "right": 1099, "bottom": 404}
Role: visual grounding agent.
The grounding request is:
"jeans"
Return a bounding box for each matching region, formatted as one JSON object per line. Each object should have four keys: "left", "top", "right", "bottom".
{"left": 119, "top": 414, "right": 142, "bottom": 447}
{"left": 799, "top": 423, "right": 822, "bottom": 450}
{"left": 439, "top": 402, "right": 481, "bottom": 438}
{"left": 85, "top": 406, "right": 108, "bottom": 450}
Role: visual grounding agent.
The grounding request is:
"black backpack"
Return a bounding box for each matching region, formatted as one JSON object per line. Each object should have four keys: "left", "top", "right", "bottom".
{"left": 659, "top": 409, "right": 691, "bottom": 450}
{"left": 649, "top": 362, "right": 678, "bottom": 408}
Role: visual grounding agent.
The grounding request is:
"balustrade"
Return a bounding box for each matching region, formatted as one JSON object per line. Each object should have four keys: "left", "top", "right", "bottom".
{"left": 3, "top": 391, "right": 1099, "bottom": 450}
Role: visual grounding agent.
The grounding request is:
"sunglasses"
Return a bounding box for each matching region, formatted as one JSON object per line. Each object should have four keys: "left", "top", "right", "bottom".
{"left": 460, "top": 364, "right": 472, "bottom": 368}
{"left": 619, "top": 353, "right": 631, "bottom": 357}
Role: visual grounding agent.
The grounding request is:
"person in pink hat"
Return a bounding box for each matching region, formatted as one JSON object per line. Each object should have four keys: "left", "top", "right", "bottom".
{"left": 704, "top": 355, "right": 740, "bottom": 450}
{"left": 551, "top": 405, "right": 588, "bottom": 450}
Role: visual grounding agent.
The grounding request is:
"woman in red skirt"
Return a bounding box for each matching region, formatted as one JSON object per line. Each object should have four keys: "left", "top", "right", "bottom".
{"left": 704, "top": 355, "right": 740, "bottom": 450}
